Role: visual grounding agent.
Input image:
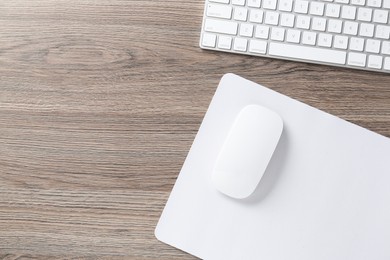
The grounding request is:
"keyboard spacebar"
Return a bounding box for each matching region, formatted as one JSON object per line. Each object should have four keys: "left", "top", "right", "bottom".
{"left": 269, "top": 43, "right": 346, "bottom": 65}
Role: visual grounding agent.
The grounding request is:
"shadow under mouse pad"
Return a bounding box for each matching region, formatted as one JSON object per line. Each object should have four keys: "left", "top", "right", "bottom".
{"left": 155, "top": 73, "right": 390, "bottom": 260}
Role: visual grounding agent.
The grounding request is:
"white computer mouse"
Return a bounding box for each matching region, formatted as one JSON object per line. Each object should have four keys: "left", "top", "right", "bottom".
{"left": 212, "top": 104, "right": 283, "bottom": 199}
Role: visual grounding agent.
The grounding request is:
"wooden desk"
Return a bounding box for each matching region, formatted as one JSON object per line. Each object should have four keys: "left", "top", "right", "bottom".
{"left": 1, "top": 1, "right": 389, "bottom": 259}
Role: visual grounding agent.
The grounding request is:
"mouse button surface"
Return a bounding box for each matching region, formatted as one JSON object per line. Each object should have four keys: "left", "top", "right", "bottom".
{"left": 212, "top": 104, "right": 283, "bottom": 199}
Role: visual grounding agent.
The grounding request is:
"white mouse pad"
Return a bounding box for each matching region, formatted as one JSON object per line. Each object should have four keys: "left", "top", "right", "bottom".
{"left": 155, "top": 73, "right": 390, "bottom": 260}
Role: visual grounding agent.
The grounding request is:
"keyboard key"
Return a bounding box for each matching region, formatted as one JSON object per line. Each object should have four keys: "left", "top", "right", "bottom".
{"left": 269, "top": 42, "right": 346, "bottom": 64}
{"left": 218, "top": 35, "right": 232, "bottom": 49}
{"left": 359, "top": 23, "right": 374, "bottom": 37}
{"left": 302, "top": 31, "right": 317, "bottom": 45}
{"left": 351, "top": 0, "right": 366, "bottom": 5}
{"left": 373, "top": 9, "right": 389, "bottom": 23}
{"left": 294, "top": 0, "right": 309, "bottom": 13}
{"left": 310, "top": 2, "right": 325, "bottom": 15}
{"left": 207, "top": 3, "right": 232, "bottom": 19}
{"left": 255, "top": 25, "right": 270, "bottom": 39}
{"left": 271, "top": 27, "right": 285, "bottom": 41}
{"left": 265, "top": 11, "right": 280, "bottom": 25}
{"left": 348, "top": 52, "right": 366, "bottom": 67}
{"left": 343, "top": 21, "right": 358, "bottom": 35}
{"left": 280, "top": 13, "right": 295, "bottom": 27}
{"left": 341, "top": 5, "right": 357, "bottom": 19}
{"left": 335, "top": 0, "right": 350, "bottom": 3}
{"left": 325, "top": 4, "right": 341, "bottom": 17}
{"left": 328, "top": 19, "right": 343, "bottom": 33}
{"left": 263, "top": 0, "right": 278, "bottom": 9}
{"left": 232, "top": 0, "right": 246, "bottom": 5}
{"left": 204, "top": 18, "right": 238, "bottom": 35}
{"left": 296, "top": 15, "right": 310, "bottom": 29}
{"left": 375, "top": 25, "right": 390, "bottom": 39}
{"left": 384, "top": 0, "right": 390, "bottom": 9}
{"left": 318, "top": 33, "right": 333, "bottom": 47}
{"left": 240, "top": 23, "right": 254, "bottom": 37}
{"left": 349, "top": 37, "right": 365, "bottom": 51}
{"left": 249, "top": 40, "right": 268, "bottom": 54}
{"left": 249, "top": 10, "right": 264, "bottom": 23}
{"left": 357, "top": 8, "right": 372, "bottom": 22}
{"left": 312, "top": 17, "right": 327, "bottom": 31}
{"left": 234, "top": 7, "right": 248, "bottom": 21}
{"left": 334, "top": 35, "right": 349, "bottom": 49}
{"left": 368, "top": 55, "right": 383, "bottom": 69}
{"left": 367, "top": 0, "right": 381, "bottom": 7}
{"left": 209, "top": 0, "right": 230, "bottom": 3}
{"left": 234, "top": 37, "right": 248, "bottom": 51}
{"left": 365, "top": 39, "right": 381, "bottom": 53}
{"left": 286, "top": 29, "right": 301, "bottom": 43}
{"left": 202, "top": 33, "right": 217, "bottom": 47}
{"left": 278, "top": 0, "right": 293, "bottom": 11}
{"left": 381, "top": 41, "right": 390, "bottom": 54}
{"left": 247, "top": 0, "right": 261, "bottom": 7}
{"left": 384, "top": 57, "right": 390, "bottom": 70}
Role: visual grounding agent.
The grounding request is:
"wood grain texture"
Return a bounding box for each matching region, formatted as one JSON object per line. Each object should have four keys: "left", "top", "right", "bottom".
{"left": 0, "top": 0, "right": 389, "bottom": 259}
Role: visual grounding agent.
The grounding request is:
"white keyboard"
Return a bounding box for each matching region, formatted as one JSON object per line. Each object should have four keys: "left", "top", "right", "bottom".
{"left": 200, "top": 0, "right": 390, "bottom": 73}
